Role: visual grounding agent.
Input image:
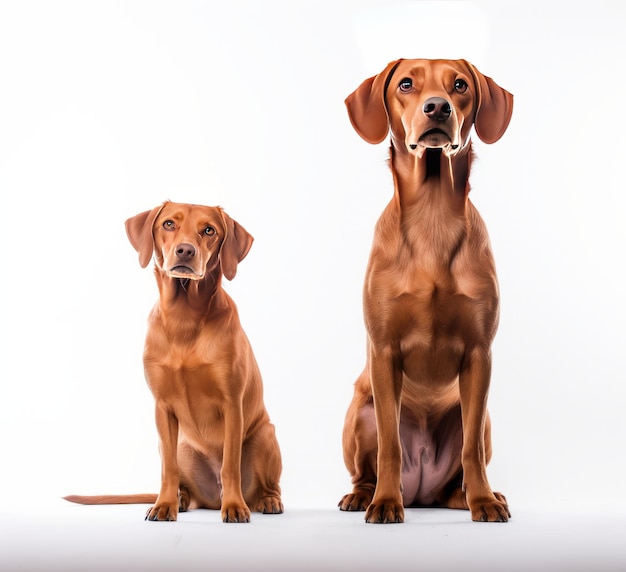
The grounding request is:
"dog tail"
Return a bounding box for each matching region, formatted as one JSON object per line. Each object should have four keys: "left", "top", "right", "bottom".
{"left": 64, "top": 494, "right": 158, "bottom": 505}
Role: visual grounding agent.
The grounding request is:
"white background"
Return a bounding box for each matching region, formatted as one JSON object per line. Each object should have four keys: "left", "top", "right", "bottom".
{"left": 1, "top": 0, "right": 625, "bottom": 527}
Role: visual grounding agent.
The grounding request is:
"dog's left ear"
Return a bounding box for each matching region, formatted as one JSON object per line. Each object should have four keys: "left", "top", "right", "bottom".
{"left": 125, "top": 204, "right": 166, "bottom": 268}
{"left": 219, "top": 212, "right": 254, "bottom": 281}
{"left": 467, "top": 63, "right": 514, "bottom": 144}
{"left": 345, "top": 59, "right": 402, "bottom": 144}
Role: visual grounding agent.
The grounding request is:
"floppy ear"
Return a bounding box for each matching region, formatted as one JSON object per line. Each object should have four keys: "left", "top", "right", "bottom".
{"left": 345, "top": 59, "right": 402, "bottom": 144}
{"left": 125, "top": 204, "right": 167, "bottom": 268}
{"left": 467, "top": 62, "right": 514, "bottom": 144}
{"left": 219, "top": 211, "right": 254, "bottom": 281}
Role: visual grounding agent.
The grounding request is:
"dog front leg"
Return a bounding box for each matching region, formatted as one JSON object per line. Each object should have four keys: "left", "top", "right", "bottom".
{"left": 221, "top": 401, "right": 250, "bottom": 523}
{"left": 459, "top": 347, "right": 510, "bottom": 522}
{"left": 367, "top": 348, "right": 404, "bottom": 524}
{"left": 146, "top": 403, "right": 180, "bottom": 521}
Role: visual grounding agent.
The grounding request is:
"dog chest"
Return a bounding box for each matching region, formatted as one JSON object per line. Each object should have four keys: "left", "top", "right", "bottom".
{"left": 368, "top": 279, "right": 491, "bottom": 341}
{"left": 147, "top": 365, "right": 231, "bottom": 451}
{"left": 365, "top": 278, "right": 497, "bottom": 392}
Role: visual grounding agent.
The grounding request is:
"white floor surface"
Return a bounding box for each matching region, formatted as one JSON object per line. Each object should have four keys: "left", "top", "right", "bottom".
{"left": 2, "top": 499, "right": 624, "bottom": 571}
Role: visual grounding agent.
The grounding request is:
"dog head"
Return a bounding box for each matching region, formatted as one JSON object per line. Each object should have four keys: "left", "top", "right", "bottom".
{"left": 125, "top": 201, "right": 253, "bottom": 281}
{"left": 345, "top": 59, "right": 513, "bottom": 157}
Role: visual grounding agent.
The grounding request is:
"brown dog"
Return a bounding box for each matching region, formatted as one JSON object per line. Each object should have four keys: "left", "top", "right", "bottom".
{"left": 338, "top": 59, "right": 513, "bottom": 523}
{"left": 66, "top": 201, "right": 283, "bottom": 523}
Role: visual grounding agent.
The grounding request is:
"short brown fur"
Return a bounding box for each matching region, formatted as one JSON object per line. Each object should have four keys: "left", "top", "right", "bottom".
{"left": 66, "top": 201, "right": 283, "bottom": 523}
{"left": 338, "top": 59, "right": 513, "bottom": 523}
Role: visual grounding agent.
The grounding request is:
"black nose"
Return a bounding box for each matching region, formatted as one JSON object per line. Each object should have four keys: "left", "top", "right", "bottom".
{"left": 422, "top": 97, "right": 451, "bottom": 121}
{"left": 175, "top": 243, "right": 196, "bottom": 260}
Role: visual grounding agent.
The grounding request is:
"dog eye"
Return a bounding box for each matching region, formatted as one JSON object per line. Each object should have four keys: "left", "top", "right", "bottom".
{"left": 454, "top": 79, "right": 468, "bottom": 93}
{"left": 399, "top": 78, "right": 413, "bottom": 92}
{"left": 163, "top": 220, "right": 175, "bottom": 230}
{"left": 203, "top": 226, "right": 216, "bottom": 236}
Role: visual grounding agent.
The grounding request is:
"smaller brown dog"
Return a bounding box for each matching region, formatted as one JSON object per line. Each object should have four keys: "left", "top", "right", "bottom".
{"left": 65, "top": 201, "right": 283, "bottom": 523}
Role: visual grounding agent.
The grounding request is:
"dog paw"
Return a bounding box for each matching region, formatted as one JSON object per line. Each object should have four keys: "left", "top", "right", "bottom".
{"left": 145, "top": 502, "right": 178, "bottom": 522}
{"left": 338, "top": 491, "right": 372, "bottom": 512}
{"left": 470, "top": 492, "right": 510, "bottom": 522}
{"left": 365, "top": 500, "right": 404, "bottom": 524}
{"left": 259, "top": 496, "right": 284, "bottom": 514}
{"left": 178, "top": 487, "right": 190, "bottom": 512}
{"left": 222, "top": 504, "right": 251, "bottom": 523}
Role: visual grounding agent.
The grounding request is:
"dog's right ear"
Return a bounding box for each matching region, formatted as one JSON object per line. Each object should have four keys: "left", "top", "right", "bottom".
{"left": 345, "top": 59, "right": 402, "bottom": 145}
{"left": 125, "top": 204, "right": 166, "bottom": 268}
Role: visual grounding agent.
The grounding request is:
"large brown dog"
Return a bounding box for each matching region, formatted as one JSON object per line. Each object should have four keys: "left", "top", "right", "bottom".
{"left": 338, "top": 59, "right": 513, "bottom": 523}
{"left": 66, "top": 201, "right": 283, "bottom": 523}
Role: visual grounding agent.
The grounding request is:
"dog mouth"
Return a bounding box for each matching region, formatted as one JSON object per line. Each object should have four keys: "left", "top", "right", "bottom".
{"left": 167, "top": 265, "right": 203, "bottom": 280}
{"left": 408, "top": 128, "right": 461, "bottom": 157}
{"left": 417, "top": 128, "right": 452, "bottom": 147}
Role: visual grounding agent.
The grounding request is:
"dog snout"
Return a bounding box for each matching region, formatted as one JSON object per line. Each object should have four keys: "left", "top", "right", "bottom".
{"left": 423, "top": 97, "right": 451, "bottom": 121}
{"left": 175, "top": 243, "right": 196, "bottom": 261}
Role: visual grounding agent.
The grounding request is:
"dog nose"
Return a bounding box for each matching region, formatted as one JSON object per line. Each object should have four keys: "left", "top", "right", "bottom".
{"left": 175, "top": 243, "right": 196, "bottom": 260}
{"left": 422, "top": 97, "right": 451, "bottom": 121}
